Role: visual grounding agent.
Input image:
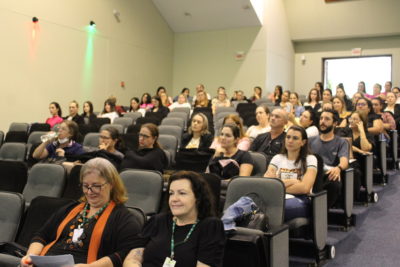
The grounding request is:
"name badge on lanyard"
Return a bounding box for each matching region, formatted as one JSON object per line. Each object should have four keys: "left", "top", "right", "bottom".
{"left": 72, "top": 227, "right": 84, "bottom": 243}
{"left": 163, "top": 257, "right": 176, "bottom": 267}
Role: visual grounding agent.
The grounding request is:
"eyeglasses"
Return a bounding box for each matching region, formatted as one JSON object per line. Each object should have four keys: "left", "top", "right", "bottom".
{"left": 139, "top": 133, "right": 151, "bottom": 139}
{"left": 357, "top": 103, "right": 367, "bottom": 107}
{"left": 81, "top": 182, "right": 108, "bottom": 193}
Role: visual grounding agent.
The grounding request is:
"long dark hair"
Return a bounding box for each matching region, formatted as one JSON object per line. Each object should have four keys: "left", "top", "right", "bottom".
{"left": 167, "top": 171, "right": 216, "bottom": 219}
{"left": 140, "top": 93, "right": 152, "bottom": 105}
{"left": 102, "top": 99, "right": 116, "bottom": 113}
{"left": 141, "top": 123, "right": 160, "bottom": 148}
{"left": 274, "top": 85, "right": 283, "bottom": 100}
{"left": 103, "top": 126, "right": 123, "bottom": 151}
{"left": 129, "top": 97, "right": 140, "bottom": 112}
{"left": 82, "top": 101, "right": 94, "bottom": 116}
{"left": 50, "top": 102, "right": 62, "bottom": 117}
{"left": 308, "top": 88, "right": 320, "bottom": 103}
{"left": 280, "top": 125, "right": 310, "bottom": 175}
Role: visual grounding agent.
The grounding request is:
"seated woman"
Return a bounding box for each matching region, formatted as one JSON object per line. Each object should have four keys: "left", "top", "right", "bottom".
{"left": 20, "top": 158, "right": 143, "bottom": 267}
{"left": 384, "top": 92, "right": 400, "bottom": 121}
{"left": 194, "top": 91, "right": 211, "bottom": 108}
{"left": 335, "top": 84, "right": 353, "bottom": 111}
{"left": 123, "top": 171, "right": 225, "bottom": 267}
{"left": 120, "top": 123, "right": 168, "bottom": 173}
{"left": 181, "top": 113, "right": 213, "bottom": 150}
{"left": 245, "top": 104, "right": 271, "bottom": 141}
{"left": 174, "top": 87, "right": 192, "bottom": 103}
{"left": 45, "top": 102, "right": 63, "bottom": 128}
{"left": 303, "top": 88, "right": 321, "bottom": 113}
{"left": 140, "top": 93, "right": 154, "bottom": 111}
{"left": 332, "top": 96, "right": 351, "bottom": 128}
{"left": 169, "top": 94, "right": 191, "bottom": 111}
{"left": 372, "top": 97, "right": 396, "bottom": 138}
{"left": 159, "top": 92, "right": 172, "bottom": 107}
{"left": 211, "top": 114, "right": 251, "bottom": 151}
{"left": 318, "top": 89, "right": 333, "bottom": 112}
{"left": 299, "top": 109, "right": 319, "bottom": 138}
{"left": 147, "top": 96, "right": 169, "bottom": 119}
{"left": 81, "top": 101, "right": 97, "bottom": 125}
{"left": 351, "top": 92, "right": 363, "bottom": 108}
{"left": 264, "top": 125, "right": 317, "bottom": 221}
{"left": 129, "top": 97, "right": 140, "bottom": 113}
{"left": 268, "top": 85, "right": 282, "bottom": 106}
{"left": 249, "top": 86, "right": 262, "bottom": 102}
{"left": 99, "top": 99, "right": 119, "bottom": 123}
{"left": 99, "top": 127, "right": 125, "bottom": 159}
{"left": 280, "top": 90, "right": 292, "bottom": 113}
{"left": 207, "top": 124, "right": 254, "bottom": 179}
{"left": 289, "top": 92, "right": 305, "bottom": 118}
{"left": 355, "top": 97, "right": 384, "bottom": 136}
{"left": 211, "top": 87, "right": 231, "bottom": 114}
{"left": 33, "top": 120, "right": 84, "bottom": 161}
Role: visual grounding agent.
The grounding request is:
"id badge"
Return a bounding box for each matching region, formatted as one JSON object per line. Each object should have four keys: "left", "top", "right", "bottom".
{"left": 72, "top": 228, "right": 84, "bottom": 243}
{"left": 162, "top": 257, "right": 176, "bottom": 267}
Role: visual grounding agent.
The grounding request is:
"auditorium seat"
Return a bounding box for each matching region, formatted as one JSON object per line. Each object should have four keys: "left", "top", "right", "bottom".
{"left": 0, "top": 160, "right": 28, "bottom": 193}
{"left": 0, "top": 143, "right": 27, "bottom": 162}
{"left": 0, "top": 191, "right": 25, "bottom": 242}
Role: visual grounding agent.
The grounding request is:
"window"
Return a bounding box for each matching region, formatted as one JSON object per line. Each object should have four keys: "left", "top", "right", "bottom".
{"left": 323, "top": 55, "right": 392, "bottom": 97}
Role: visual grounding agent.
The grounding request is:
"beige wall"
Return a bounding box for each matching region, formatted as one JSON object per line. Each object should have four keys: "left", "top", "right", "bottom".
{"left": 172, "top": 0, "right": 295, "bottom": 99}
{"left": 172, "top": 26, "right": 265, "bottom": 98}
{"left": 284, "top": 0, "right": 400, "bottom": 41}
{"left": 0, "top": 0, "right": 173, "bottom": 131}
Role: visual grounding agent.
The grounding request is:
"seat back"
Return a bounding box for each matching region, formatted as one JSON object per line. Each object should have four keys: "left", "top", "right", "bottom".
{"left": 200, "top": 173, "right": 221, "bottom": 214}
{"left": 158, "top": 134, "right": 178, "bottom": 165}
{"left": 158, "top": 125, "right": 183, "bottom": 147}
{"left": 83, "top": 132, "right": 100, "bottom": 148}
{"left": 16, "top": 196, "right": 76, "bottom": 247}
{"left": 0, "top": 130, "right": 4, "bottom": 147}
{"left": 120, "top": 169, "right": 163, "bottom": 215}
{"left": 123, "top": 112, "right": 142, "bottom": 122}
{"left": 23, "top": 164, "right": 67, "bottom": 205}
{"left": 93, "top": 118, "right": 111, "bottom": 130}
{"left": 0, "top": 160, "right": 28, "bottom": 193}
{"left": 161, "top": 117, "right": 185, "bottom": 129}
{"left": 4, "top": 131, "right": 28, "bottom": 143}
{"left": 27, "top": 131, "right": 47, "bottom": 146}
{"left": 171, "top": 107, "right": 190, "bottom": 116}
{"left": 100, "top": 124, "right": 124, "bottom": 134}
{"left": 29, "top": 123, "right": 50, "bottom": 134}
{"left": 113, "top": 117, "right": 134, "bottom": 132}
{"left": 249, "top": 152, "right": 267, "bottom": 176}
{"left": 0, "top": 191, "right": 25, "bottom": 242}
{"left": 0, "top": 143, "right": 27, "bottom": 161}
{"left": 215, "top": 106, "right": 236, "bottom": 114}
{"left": 224, "top": 177, "right": 285, "bottom": 227}
{"left": 126, "top": 206, "right": 147, "bottom": 228}
{"left": 62, "top": 165, "right": 83, "bottom": 200}
{"left": 8, "top": 123, "right": 29, "bottom": 133}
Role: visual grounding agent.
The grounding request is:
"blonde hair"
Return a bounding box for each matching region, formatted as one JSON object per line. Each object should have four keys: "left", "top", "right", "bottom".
{"left": 223, "top": 114, "right": 246, "bottom": 138}
{"left": 80, "top": 158, "right": 128, "bottom": 204}
{"left": 189, "top": 112, "right": 210, "bottom": 136}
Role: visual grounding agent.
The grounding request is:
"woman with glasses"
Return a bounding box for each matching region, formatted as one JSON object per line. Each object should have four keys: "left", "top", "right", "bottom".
{"left": 264, "top": 125, "right": 317, "bottom": 221}
{"left": 98, "top": 127, "right": 124, "bottom": 159}
{"left": 211, "top": 87, "right": 231, "bottom": 114}
{"left": 20, "top": 158, "right": 142, "bottom": 267}
{"left": 355, "top": 97, "right": 384, "bottom": 136}
{"left": 120, "top": 123, "right": 168, "bottom": 173}
{"left": 207, "top": 124, "right": 254, "bottom": 179}
{"left": 124, "top": 171, "right": 225, "bottom": 267}
{"left": 211, "top": 114, "right": 251, "bottom": 151}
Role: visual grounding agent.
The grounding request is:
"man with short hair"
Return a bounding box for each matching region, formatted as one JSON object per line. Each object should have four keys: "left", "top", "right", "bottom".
{"left": 64, "top": 100, "right": 83, "bottom": 125}
{"left": 250, "top": 108, "right": 287, "bottom": 165}
{"left": 309, "top": 109, "right": 349, "bottom": 208}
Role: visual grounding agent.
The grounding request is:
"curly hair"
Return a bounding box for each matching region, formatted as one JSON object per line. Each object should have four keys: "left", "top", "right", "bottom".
{"left": 167, "top": 171, "right": 216, "bottom": 219}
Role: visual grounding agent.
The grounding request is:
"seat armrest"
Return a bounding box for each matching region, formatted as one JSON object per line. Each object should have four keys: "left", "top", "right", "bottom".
{"left": 0, "top": 242, "right": 27, "bottom": 258}
{"left": 310, "top": 191, "right": 327, "bottom": 250}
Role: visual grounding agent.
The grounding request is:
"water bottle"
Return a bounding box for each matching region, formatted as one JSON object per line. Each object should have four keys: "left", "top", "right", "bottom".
{"left": 40, "top": 132, "right": 58, "bottom": 143}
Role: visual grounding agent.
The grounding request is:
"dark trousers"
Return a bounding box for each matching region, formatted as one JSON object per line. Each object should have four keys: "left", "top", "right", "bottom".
{"left": 323, "top": 177, "right": 342, "bottom": 208}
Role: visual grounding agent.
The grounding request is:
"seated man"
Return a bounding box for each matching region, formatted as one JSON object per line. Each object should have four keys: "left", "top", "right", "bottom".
{"left": 63, "top": 100, "right": 84, "bottom": 125}
{"left": 250, "top": 108, "right": 287, "bottom": 166}
{"left": 309, "top": 109, "right": 349, "bottom": 208}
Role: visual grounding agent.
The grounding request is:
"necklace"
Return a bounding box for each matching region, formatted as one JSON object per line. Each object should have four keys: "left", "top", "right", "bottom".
{"left": 170, "top": 218, "right": 198, "bottom": 260}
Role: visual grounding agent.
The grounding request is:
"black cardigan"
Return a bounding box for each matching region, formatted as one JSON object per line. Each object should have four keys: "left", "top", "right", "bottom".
{"left": 31, "top": 202, "right": 143, "bottom": 267}
{"left": 181, "top": 133, "right": 213, "bottom": 150}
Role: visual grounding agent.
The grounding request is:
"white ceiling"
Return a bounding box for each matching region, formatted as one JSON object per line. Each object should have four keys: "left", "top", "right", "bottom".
{"left": 151, "top": 0, "right": 262, "bottom": 33}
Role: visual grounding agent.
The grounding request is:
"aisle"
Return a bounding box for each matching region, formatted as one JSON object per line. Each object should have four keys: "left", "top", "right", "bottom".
{"left": 326, "top": 171, "right": 400, "bottom": 267}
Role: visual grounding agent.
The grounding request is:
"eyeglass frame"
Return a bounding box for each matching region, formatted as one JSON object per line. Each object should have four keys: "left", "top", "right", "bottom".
{"left": 81, "top": 182, "right": 108, "bottom": 193}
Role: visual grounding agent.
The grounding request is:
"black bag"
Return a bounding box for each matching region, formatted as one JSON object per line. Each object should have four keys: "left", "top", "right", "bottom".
{"left": 235, "top": 193, "right": 269, "bottom": 231}
{"left": 175, "top": 149, "right": 215, "bottom": 172}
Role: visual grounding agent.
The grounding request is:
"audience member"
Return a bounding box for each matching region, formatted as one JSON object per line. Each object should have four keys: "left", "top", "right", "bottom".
{"left": 98, "top": 127, "right": 125, "bottom": 159}
{"left": 174, "top": 87, "right": 192, "bottom": 103}
{"left": 332, "top": 96, "right": 350, "bottom": 127}
{"left": 269, "top": 85, "right": 283, "bottom": 106}
{"left": 194, "top": 91, "right": 211, "bottom": 108}
{"left": 280, "top": 90, "right": 292, "bottom": 113}
{"left": 45, "top": 101, "right": 63, "bottom": 128}
{"left": 264, "top": 125, "right": 317, "bottom": 221}
{"left": 384, "top": 92, "right": 400, "bottom": 121}
{"left": 20, "top": 158, "right": 142, "bottom": 266}
{"left": 315, "top": 82, "right": 324, "bottom": 98}
{"left": 120, "top": 123, "right": 168, "bottom": 173}
{"left": 303, "top": 88, "right": 321, "bottom": 113}
{"left": 355, "top": 97, "right": 384, "bottom": 136}
{"left": 290, "top": 92, "right": 305, "bottom": 117}
{"left": 148, "top": 95, "right": 169, "bottom": 118}
{"left": 335, "top": 84, "right": 353, "bottom": 111}
{"left": 299, "top": 109, "right": 319, "bottom": 138}
{"left": 159, "top": 91, "right": 172, "bottom": 107}
{"left": 246, "top": 104, "right": 271, "bottom": 141}
{"left": 99, "top": 99, "right": 119, "bottom": 123}
{"left": 384, "top": 81, "right": 392, "bottom": 93}
{"left": 140, "top": 93, "right": 154, "bottom": 110}
{"left": 372, "top": 97, "right": 396, "bottom": 135}
{"left": 309, "top": 109, "right": 349, "bottom": 208}
{"left": 123, "top": 171, "right": 225, "bottom": 267}
{"left": 169, "top": 94, "right": 191, "bottom": 111}
{"left": 181, "top": 113, "right": 213, "bottom": 149}
{"left": 129, "top": 97, "right": 140, "bottom": 112}
{"left": 358, "top": 81, "right": 366, "bottom": 94}
{"left": 249, "top": 86, "right": 262, "bottom": 102}
{"left": 250, "top": 108, "right": 287, "bottom": 165}
{"left": 64, "top": 100, "right": 83, "bottom": 125}
{"left": 212, "top": 87, "right": 231, "bottom": 114}
{"left": 81, "top": 101, "right": 97, "bottom": 125}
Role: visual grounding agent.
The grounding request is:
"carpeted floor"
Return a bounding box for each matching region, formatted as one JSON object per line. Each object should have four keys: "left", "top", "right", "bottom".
{"left": 326, "top": 171, "right": 400, "bottom": 267}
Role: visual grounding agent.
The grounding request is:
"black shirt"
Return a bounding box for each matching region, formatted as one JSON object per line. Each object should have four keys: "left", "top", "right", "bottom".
{"left": 136, "top": 213, "right": 225, "bottom": 267}
{"left": 181, "top": 133, "right": 213, "bottom": 150}
{"left": 250, "top": 131, "right": 286, "bottom": 165}
{"left": 120, "top": 147, "right": 168, "bottom": 173}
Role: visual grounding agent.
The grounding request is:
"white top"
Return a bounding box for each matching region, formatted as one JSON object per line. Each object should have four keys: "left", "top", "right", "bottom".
{"left": 169, "top": 102, "right": 191, "bottom": 111}
{"left": 246, "top": 125, "right": 271, "bottom": 141}
{"left": 269, "top": 154, "right": 317, "bottom": 183}
{"left": 99, "top": 111, "right": 119, "bottom": 123}
{"left": 305, "top": 126, "right": 319, "bottom": 138}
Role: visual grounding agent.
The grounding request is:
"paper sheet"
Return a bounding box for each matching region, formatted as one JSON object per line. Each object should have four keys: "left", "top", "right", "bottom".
{"left": 30, "top": 254, "right": 75, "bottom": 267}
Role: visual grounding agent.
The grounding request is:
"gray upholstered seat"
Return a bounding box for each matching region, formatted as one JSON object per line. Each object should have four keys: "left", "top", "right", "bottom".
{"left": 158, "top": 125, "right": 183, "bottom": 147}
{"left": 119, "top": 169, "right": 163, "bottom": 215}
{"left": 158, "top": 134, "right": 178, "bottom": 165}
{"left": 0, "top": 143, "right": 27, "bottom": 162}
{"left": 22, "top": 163, "right": 66, "bottom": 207}
{"left": 249, "top": 151, "right": 267, "bottom": 176}
{"left": 113, "top": 117, "right": 134, "bottom": 133}
{"left": 8, "top": 122, "right": 29, "bottom": 133}
{"left": 83, "top": 132, "right": 100, "bottom": 148}
{"left": 0, "top": 191, "right": 24, "bottom": 243}
{"left": 123, "top": 111, "right": 143, "bottom": 122}
{"left": 161, "top": 117, "right": 185, "bottom": 129}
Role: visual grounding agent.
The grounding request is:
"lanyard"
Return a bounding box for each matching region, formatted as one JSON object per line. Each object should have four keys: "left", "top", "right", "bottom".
{"left": 170, "top": 219, "right": 198, "bottom": 260}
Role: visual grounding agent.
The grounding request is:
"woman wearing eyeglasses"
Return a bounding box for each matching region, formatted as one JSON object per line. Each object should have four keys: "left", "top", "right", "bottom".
{"left": 355, "top": 97, "right": 384, "bottom": 136}
{"left": 264, "top": 126, "right": 317, "bottom": 221}
{"left": 98, "top": 127, "right": 124, "bottom": 160}
{"left": 120, "top": 123, "right": 168, "bottom": 173}
{"left": 20, "top": 158, "right": 143, "bottom": 267}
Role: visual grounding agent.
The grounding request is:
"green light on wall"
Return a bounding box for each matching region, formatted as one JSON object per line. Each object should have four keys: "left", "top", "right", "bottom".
{"left": 82, "top": 21, "right": 96, "bottom": 98}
